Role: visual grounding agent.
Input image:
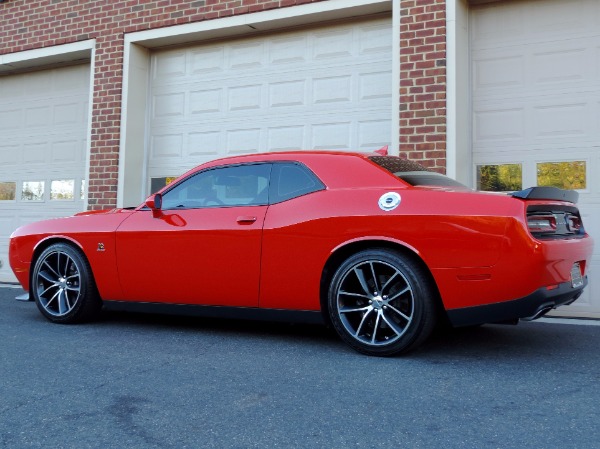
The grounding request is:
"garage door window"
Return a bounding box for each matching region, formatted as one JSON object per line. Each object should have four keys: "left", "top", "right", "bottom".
{"left": 22, "top": 181, "right": 45, "bottom": 201}
{"left": 150, "top": 177, "right": 177, "bottom": 195}
{"left": 0, "top": 182, "right": 16, "bottom": 201}
{"left": 476, "top": 164, "right": 522, "bottom": 192}
{"left": 537, "top": 161, "right": 586, "bottom": 190}
{"left": 50, "top": 180, "right": 75, "bottom": 200}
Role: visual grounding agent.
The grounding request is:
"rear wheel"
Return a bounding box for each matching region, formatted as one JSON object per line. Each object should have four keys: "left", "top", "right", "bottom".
{"left": 31, "top": 243, "right": 101, "bottom": 323}
{"left": 327, "top": 249, "right": 437, "bottom": 356}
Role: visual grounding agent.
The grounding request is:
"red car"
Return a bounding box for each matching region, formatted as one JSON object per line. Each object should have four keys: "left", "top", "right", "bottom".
{"left": 8, "top": 151, "right": 594, "bottom": 356}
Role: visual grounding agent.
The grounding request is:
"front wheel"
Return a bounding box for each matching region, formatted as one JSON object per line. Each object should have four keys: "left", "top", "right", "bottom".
{"left": 31, "top": 243, "right": 101, "bottom": 323}
{"left": 327, "top": 249, "right": 437, "bottom": 356}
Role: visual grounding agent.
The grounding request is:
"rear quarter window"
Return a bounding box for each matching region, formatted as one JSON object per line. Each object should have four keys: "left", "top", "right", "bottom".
{"left": 270, "top": 163, "right": 325, "bottom": 203}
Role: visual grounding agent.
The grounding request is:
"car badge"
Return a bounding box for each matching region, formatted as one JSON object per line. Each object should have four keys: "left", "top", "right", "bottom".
{"left": 97, "top": 243, "right": 105, "bottom": 252}
{"left": 378, "top": 192, "right": 401, "bottom": 211}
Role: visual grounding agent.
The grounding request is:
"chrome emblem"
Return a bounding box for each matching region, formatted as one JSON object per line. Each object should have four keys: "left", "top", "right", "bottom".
{"left": 97, "top": 243, "right": 105, "bottom": 252}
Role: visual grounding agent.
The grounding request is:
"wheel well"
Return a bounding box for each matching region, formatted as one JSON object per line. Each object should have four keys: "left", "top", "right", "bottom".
{"left": 29, "top": 238, "right": 84, "bottom": 290}
{"left": 319, "top": 240, "right": 446, "bottom": 325}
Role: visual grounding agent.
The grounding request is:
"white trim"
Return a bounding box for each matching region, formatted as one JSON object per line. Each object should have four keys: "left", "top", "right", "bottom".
{"left": 124, "top": 0, "right": 391, "bottom": 48}
{"left": 118, "top": 0, "right": 396, "bottom": 207}
{"left": 446, "top": 1, "right": 457, "bottom": 179}
{"left": 445, "top": 0, "right": 470, "bottom": 184}
{"left": 0, "top": 39, "right": 96, "bottom": 213}
{"left": 0, "top": 40, "right": 95, "bottom": 73}
{"left": 83, "top": 42, "right": 97, "bottom": 211}
{"left": 390, "top": 0, "right": 401, "bottom": 156}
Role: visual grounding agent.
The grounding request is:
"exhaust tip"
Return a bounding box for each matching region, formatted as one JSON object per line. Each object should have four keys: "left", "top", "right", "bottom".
{"left": 522, "top": 305, "right": 554, "bottom": 321}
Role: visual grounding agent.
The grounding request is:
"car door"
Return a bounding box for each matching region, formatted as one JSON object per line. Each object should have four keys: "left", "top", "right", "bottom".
{"left": 115, "top": 163, "right": 271, "bottom": 307}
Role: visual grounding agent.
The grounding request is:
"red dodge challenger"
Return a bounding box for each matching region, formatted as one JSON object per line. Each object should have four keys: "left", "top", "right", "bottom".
{"left": 9, "top": 151, "right": 594, "bottom": 356}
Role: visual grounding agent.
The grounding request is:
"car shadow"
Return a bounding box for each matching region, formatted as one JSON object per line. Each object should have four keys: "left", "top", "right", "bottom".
{"left": 98, "top": 308, "right": 339, "bottom": 348}
{"left": 95, "top": 308, "right": 592, "bottom": 361}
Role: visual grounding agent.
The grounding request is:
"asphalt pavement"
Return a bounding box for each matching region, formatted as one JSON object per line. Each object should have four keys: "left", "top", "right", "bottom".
{"left": 1, "top": 285, "right": 599, "bottom": 449}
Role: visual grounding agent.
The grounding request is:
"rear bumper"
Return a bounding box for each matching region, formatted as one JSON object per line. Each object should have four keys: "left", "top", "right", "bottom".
{"left": 446, "top": 276, "right": 588, "bottom": 327}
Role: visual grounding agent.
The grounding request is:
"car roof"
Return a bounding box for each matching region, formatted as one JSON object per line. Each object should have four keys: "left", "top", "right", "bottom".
{"left": 198, "top": 150, "right": 375, "bottom": 166}
{"left": 174, "top": 150, "right": 397, "bottom": 190}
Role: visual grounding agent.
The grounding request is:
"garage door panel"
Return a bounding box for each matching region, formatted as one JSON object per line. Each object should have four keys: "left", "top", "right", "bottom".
{"left": 473, "top": 107, "right": 525, "bottom": 145}
{"left": 0, "top": 144, "right": 19, "bottom": 166}
{"left": 531, "top": 46, "right": 589, "bottom": 85}
{"left": 229, "top": 41, "right": 264, "bottom": 70}
{"left": 188, "top": 132, "right": 222, "bottom": 157}
{"left": 226, "top": 128, "right": 262, "bottom": 154}
{"left": 0, "top": 108, "right": 21, "bottom": 131}
{"left": 267, "top": 126, "right": 305, "bottom": 152}
{"left": 269, "top": 36, "right": 307, "bottom": 65}
{"left": 358, "top": 119, "right": 393, "bottom": 150}
{"left": 268, "top": 80, "right": 306, "bottom": 108}
{"left": 532, "top": 102, "right": 590, "bottom": 140}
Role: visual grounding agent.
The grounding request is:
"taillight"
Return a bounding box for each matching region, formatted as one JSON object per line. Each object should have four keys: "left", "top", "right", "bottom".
{"left": 527, "top": 214, "right": 557, "bottom": 233}
{"left": 566, "top": 215, "right": 582, "bottom": 233}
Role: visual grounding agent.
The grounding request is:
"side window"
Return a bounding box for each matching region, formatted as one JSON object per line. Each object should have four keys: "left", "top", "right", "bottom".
{"left": 270, "top": 163, "right": 325, "bottom": 204}
{"left": 161, "top": 164, "right": 271, "bottom": 210}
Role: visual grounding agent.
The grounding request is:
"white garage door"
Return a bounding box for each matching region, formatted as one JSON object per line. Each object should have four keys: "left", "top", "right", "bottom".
{"left": 0, "top": 64, "right": 90, "bottom": 283}
{"left": 147, "top": 17, "right": 393, "bottom": 192}
{"left": 471, "top": 0, "right": 600, "bottom": 318}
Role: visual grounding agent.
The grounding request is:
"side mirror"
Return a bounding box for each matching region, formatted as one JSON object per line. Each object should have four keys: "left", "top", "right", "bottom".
{"left": 145, "top": 193, "right": 163, "bottom": 218}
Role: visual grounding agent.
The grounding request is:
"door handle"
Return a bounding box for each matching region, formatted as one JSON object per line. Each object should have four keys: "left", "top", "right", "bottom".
{"left": 237, "top": 216, "right": 257, "bottom": 224}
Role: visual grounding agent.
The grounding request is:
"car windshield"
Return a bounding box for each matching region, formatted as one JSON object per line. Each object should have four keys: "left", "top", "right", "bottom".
{"left": 369, "top": 156, "right": 468, "bottom": 188}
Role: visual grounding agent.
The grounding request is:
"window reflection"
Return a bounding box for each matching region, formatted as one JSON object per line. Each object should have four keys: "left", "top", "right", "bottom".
{"left": 477, "top": 164, "right": 522, "bottom": 192}
{"left": 0, "top": 182, "right": 16, "bottom": 201}
{"left": 50, "top": 179, "right": 75, "bottom": 200}
{"left": 22, "top": 181, "right": 45, "bottom": 201}
{"left": 537, "top": 161, "right": 586, "bottom": 190}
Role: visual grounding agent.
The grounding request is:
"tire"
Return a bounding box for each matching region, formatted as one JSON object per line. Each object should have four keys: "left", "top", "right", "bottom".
{"left": 31, "top": 243, "right": 102, "bottom": 324}
{"left": 327, "top": 249, "right": 437, "bottom": 356}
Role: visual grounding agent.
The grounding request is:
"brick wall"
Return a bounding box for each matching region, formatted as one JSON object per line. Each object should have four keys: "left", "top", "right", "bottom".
{"left": 399, "top": 0, "right": 446, "bottom": 173}
{"left": 1, "top": 0, "right": 449, "bottom": 208}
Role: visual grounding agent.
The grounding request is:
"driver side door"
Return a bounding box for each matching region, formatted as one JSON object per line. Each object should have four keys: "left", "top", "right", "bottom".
{"left": 115, "top": 163, "right": 271, "bottom": 307}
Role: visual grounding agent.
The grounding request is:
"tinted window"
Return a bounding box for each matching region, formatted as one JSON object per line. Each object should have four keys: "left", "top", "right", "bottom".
{"left": 270, "top": 163, "right": 325, "bottom": 203}
{"left": 370, "top": 156, "right": 467, "bottom": 188}
{"left": 161, "top": 164, "right": 271, "bottom": 210}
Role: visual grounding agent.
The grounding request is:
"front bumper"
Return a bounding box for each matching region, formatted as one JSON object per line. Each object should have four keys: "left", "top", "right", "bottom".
{"left": 446, "top": 276, "right": 588, "bottom": 327}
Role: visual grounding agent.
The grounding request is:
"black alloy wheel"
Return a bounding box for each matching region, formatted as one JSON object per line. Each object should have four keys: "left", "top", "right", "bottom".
{"left": 328, "top": 249, "right": 437, "bottom": 356}
{"left": 31, "top": 243, "right": 101, "bottom": 323}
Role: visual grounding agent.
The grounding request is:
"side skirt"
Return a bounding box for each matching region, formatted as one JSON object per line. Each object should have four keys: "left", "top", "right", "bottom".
{"left": 103, "top": 300, "right": 326, "bottom": 325}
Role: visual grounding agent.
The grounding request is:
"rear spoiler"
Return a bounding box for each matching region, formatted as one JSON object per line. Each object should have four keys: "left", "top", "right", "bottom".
{"left": 511, "top": 187, "right": 578, "bottom": 203}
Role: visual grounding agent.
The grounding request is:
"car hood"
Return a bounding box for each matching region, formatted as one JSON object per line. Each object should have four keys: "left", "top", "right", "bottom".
{"left": 74, "top": 207, "right": 135, "bottom": 216}
{"left": 11, "top": 208, "right": 135, "bottom": 239}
